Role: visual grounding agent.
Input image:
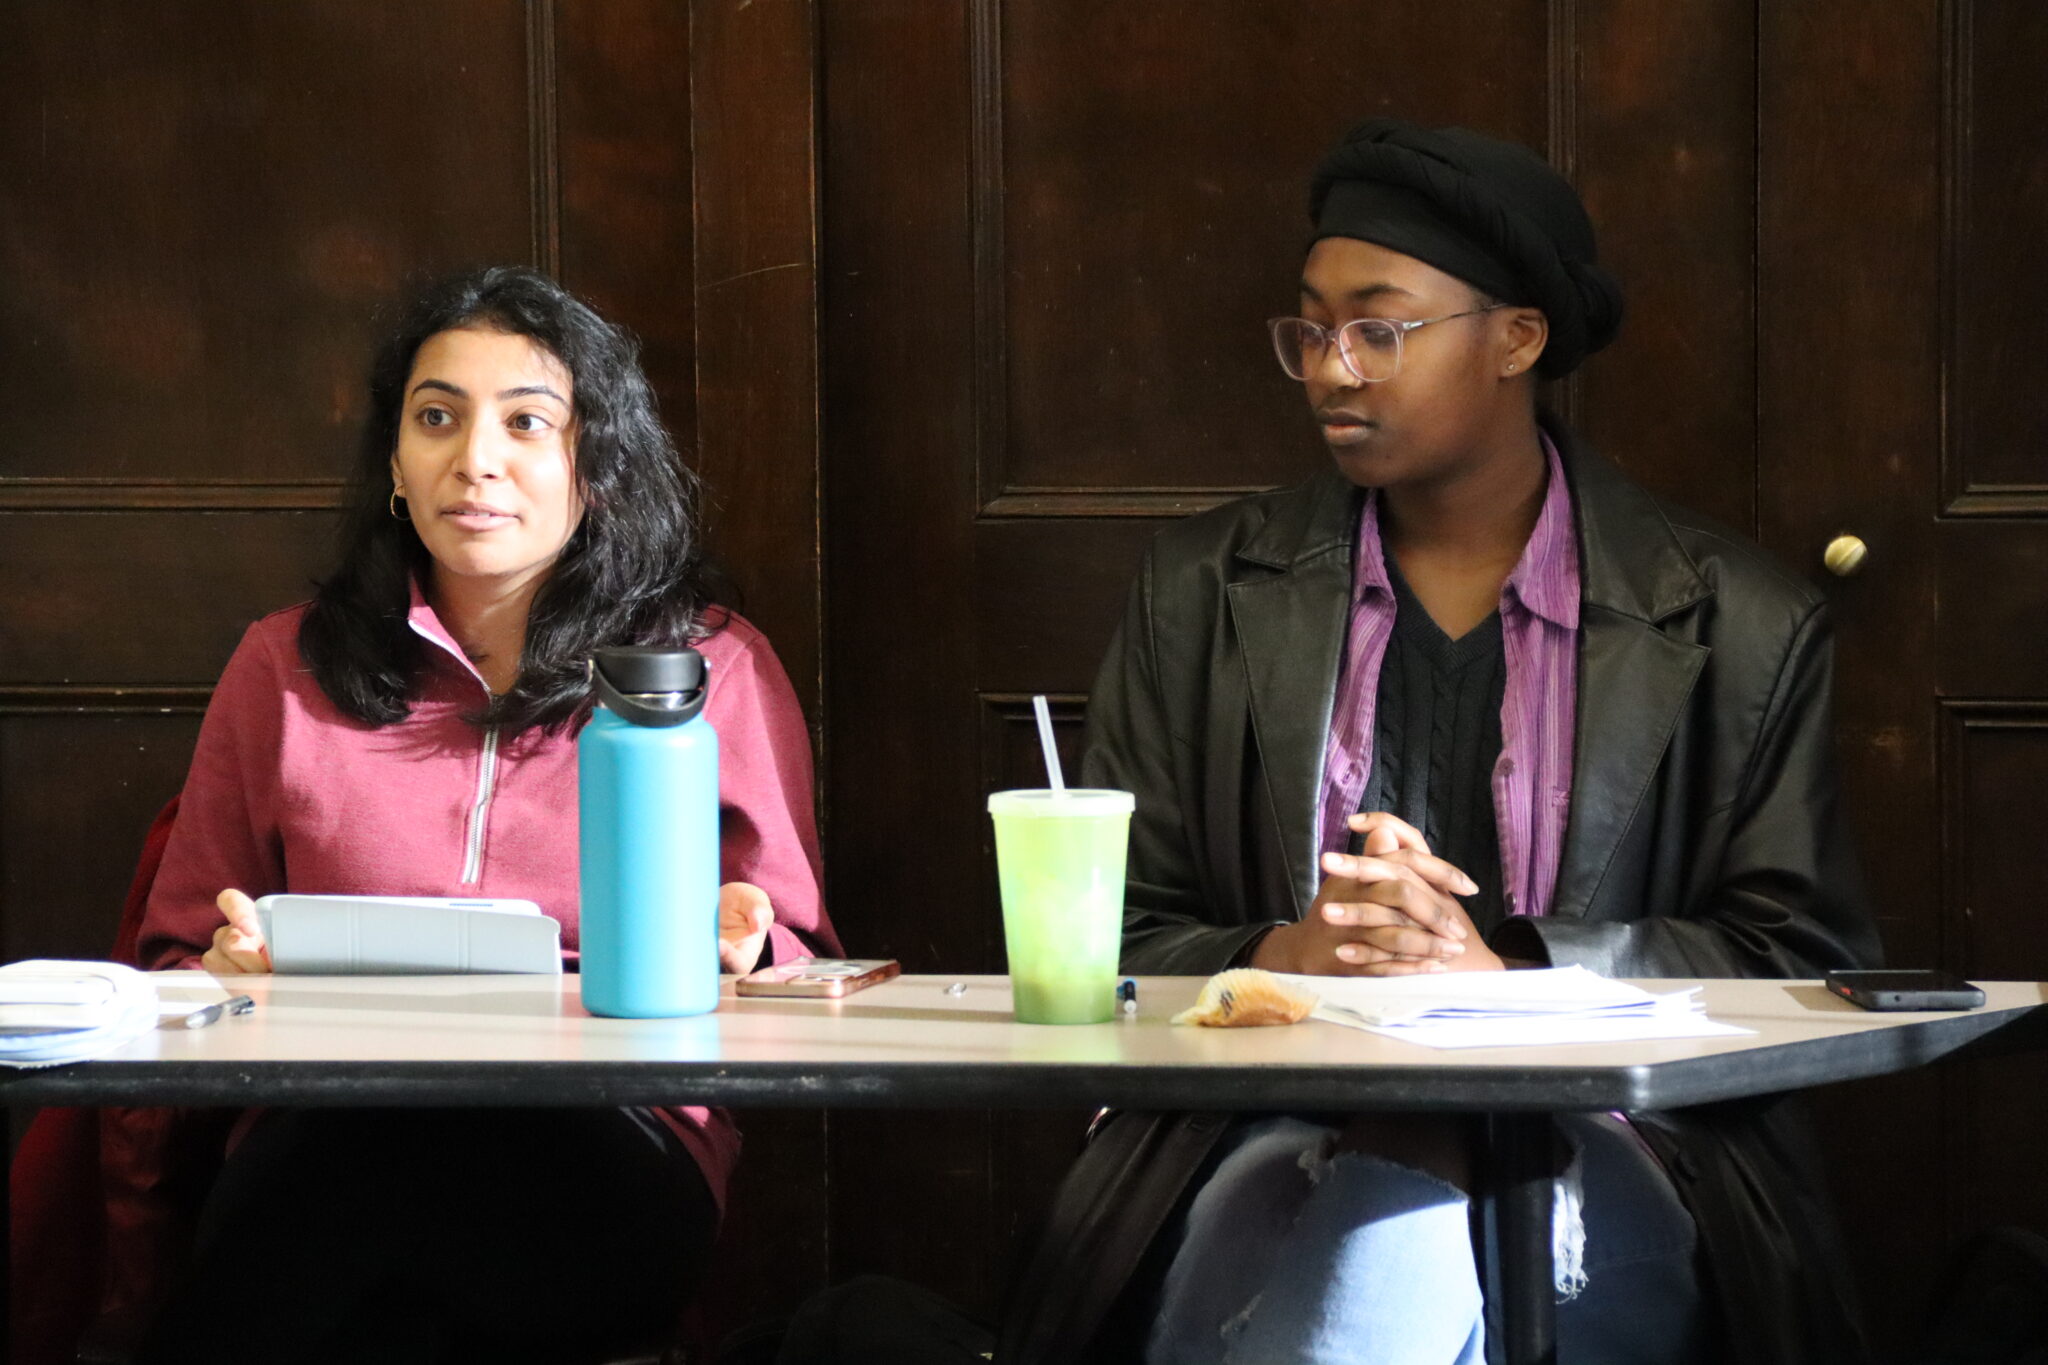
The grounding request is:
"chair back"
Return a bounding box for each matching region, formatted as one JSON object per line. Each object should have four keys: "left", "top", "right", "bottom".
{"left": 9, "top": 795, "right": 179, "bottom": 1365}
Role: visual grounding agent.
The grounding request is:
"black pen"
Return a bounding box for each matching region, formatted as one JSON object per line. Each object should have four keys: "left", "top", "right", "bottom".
{"left": 173, "top": 994, "right": 256, "bottom": 1030}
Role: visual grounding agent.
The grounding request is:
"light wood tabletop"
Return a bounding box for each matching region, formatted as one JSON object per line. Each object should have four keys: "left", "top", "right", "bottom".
{"left": 5, "top": 972, "right": 2041, "bottom": 1113}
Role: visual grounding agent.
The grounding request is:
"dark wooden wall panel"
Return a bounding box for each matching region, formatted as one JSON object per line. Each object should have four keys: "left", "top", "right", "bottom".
{"left": 0, "top": 3, "right": 533, "bottom": 490}
{"left": 996, "top": 0, "right": 1548, "bottom": 498}
{"left": 0, "top": 513, "right": 338, "bottom": 684}
{"left": 0, "top": 713, "right": 204, "bottom": 962}
{"left": 556, "top": 0, "right": 698, "bottom": 476}
{"left": 1949, "top": 3, "right": 2048, "bottom": 503}
{"left": 1573, "top": 0, "right": 1757, "bottom": 533}
{"left": 1760, "top": 0, "right": 1943, "bottom": 981}
{"left": 1947, "top": 709, "right": 2048, "bottom": 1258}
{"left": 1936, "top": 521, "right": 2048, "bottom": 697}
{"left": 1949, "top": 709, "right": 2048, "bottom": 978}
{"left": 972, "top": 520, "right": 1154, "bottom": 693}
{"left": 823, "top": 0, "right": 980, "bottom": 970}
{"left": 822, "top": 0, "right": 996, "bottom": 1315}
{"left": 688, "top": 0, "right": 826, "bottom": 711}
{"left": 1759, "top": 0, "right": 1948, "bottom": 1335}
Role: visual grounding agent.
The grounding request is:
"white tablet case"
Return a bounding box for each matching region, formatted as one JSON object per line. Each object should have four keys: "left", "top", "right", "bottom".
{"left": 253, "top": 895, "right": 563, "bottom": 975}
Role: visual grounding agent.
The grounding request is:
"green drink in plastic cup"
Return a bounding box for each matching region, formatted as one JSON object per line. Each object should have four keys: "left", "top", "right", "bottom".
{"left": 987, "top": 788, "right": 1134, "bottom": 1024}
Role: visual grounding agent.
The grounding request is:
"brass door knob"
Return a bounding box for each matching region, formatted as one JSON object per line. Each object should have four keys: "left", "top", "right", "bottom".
{"left": 1823, "top": 534, "right": 1868, "bottom": 577}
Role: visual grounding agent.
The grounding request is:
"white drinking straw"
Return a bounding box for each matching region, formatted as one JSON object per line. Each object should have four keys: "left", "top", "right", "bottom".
{"left": 1032, "top": 694, "right": 1066, "bottom": 793}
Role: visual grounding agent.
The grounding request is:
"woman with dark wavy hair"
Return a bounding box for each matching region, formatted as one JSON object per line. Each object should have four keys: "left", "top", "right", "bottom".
{"left": 301, "top": 264, "right": 717, "bottom": 732}
{"left": 134, "top": 266, "right": 839, "bottom": 1364}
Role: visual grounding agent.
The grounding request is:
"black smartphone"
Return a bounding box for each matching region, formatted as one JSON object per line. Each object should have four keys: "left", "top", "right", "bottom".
{"left": 1825, "top": 969, "right": 1985, "bottom": 1012}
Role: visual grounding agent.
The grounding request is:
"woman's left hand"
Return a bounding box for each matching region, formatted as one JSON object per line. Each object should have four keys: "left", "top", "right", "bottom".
{"left": 717, "top": 881, "right": 776, "bottom": 975}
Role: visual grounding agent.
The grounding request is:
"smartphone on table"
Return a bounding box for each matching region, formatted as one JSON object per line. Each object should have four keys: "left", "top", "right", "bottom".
{"left": 735, "top": 958, "right": 901, "bottom": 998}
{"left": 1824, "top": 969, "right": 1985, "bottom": 1012}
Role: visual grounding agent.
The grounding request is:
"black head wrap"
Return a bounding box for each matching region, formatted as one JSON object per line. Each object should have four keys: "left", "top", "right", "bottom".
{"left": 1309, "top": 118, "right": 1623, "bottom": 378}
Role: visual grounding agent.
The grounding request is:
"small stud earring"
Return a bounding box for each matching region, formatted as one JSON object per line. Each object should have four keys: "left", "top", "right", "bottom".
{"left": 1506, "top": 361, "right": 1518, "bottom": 373}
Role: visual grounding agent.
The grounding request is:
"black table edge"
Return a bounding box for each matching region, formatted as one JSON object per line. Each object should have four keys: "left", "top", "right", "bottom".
{"left": 5, "top": 999, "right": 2040, "bottom": 1111}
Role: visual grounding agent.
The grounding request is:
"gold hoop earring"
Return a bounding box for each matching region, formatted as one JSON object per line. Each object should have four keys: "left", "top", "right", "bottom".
{"left": 389, "top": 489, "right": 410, "bottom": 521}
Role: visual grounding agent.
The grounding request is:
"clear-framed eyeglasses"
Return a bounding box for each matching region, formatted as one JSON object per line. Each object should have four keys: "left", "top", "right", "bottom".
{"left": 1267, "top": 306, "right": 1504, "bottom": 384}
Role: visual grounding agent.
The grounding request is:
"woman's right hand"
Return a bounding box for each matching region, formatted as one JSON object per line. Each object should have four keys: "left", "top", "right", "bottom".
{"left": 201, "top": 888, "right": 272, "bottom": 974}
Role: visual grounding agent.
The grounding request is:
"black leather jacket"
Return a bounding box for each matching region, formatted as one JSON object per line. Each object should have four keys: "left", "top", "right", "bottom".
{"left": 1001, "top": 425, "right": 1884, "bottom": 1365}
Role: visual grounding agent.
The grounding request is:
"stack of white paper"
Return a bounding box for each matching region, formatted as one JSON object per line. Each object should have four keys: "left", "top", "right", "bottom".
{"left": 0, "top": 960, "right": 160, "bottom": 1068}
{"left": 1279, "top": 965, "right": 1752, "bottom": 1049}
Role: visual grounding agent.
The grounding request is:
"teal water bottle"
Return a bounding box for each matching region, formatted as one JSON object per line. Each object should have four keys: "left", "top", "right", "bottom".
{"left": 579, "top": 647, "right": 719, "bottom": 1018}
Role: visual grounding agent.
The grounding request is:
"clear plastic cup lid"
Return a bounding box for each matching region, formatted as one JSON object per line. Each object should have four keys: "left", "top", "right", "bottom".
{"left": 987, "top": 789, "right": 1135, "bottom": 817}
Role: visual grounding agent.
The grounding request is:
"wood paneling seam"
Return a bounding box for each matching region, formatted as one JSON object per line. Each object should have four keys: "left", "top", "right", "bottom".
{"left": 527, "top": 0, "right": 562, "bottom": 279}
{"left": 0, "top": 686, "right": 212, "bottom": 714}
{"left": 1938, "top": 0, "right": 1965, "bottom": 513}
{"left": 967, "top": 0, "right": 1006, "bottom": 514}
{"left": 0, "top": 483, "right": 345, "bottom": 512}
{"left": 979, "top": 489, "right": 1277, "bottom": 520}
{"left": 1545, "top": 0, "right": 1582, "bottom": 429}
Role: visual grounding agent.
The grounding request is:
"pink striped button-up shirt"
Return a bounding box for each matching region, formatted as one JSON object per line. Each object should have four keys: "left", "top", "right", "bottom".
{"left": 1317, "top": 436, "right": 1580, "bottom": 920}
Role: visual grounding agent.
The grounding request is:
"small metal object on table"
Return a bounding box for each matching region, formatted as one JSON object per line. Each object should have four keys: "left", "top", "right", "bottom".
{"left": 6, "top": 974, "right": 2046, "bottom": 1364}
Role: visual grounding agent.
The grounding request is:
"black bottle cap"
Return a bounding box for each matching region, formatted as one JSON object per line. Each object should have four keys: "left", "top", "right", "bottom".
{"left": 591, "top": 647, "right": 705, "bottom": 695}
{"left": 589, "top": 647, "right": 710, "bottom": 728}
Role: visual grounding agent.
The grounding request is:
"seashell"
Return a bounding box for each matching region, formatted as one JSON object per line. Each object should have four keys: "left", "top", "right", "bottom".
{"left": 1171, "top": 968, "right": 1319, "bottom": 1027}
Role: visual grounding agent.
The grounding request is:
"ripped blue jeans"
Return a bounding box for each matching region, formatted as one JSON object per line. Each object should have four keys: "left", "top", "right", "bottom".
{"left": 1145, "top": 1113, "right": 1709, "bottom": 1365}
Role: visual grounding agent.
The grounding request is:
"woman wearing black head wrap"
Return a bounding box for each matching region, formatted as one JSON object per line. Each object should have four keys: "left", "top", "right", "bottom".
{"left": 1006, "top": 120, "right": 1877, "bottom": 1365}
{"left": 1308, "top": 118, "right": 1624, "bottom": 378}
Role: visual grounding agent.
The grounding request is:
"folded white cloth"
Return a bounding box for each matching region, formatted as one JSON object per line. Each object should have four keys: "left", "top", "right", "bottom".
{"left": 0, "top": 960, "right": 159, "bottom": 1067}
